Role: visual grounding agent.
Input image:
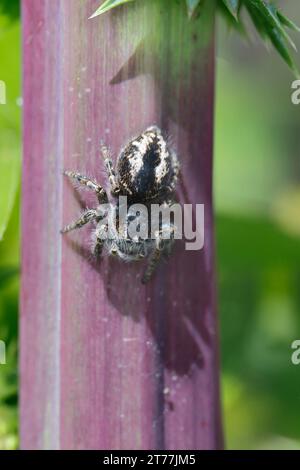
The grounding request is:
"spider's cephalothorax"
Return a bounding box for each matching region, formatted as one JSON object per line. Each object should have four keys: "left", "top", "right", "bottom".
{"left": 61, "top": 126, "right": 180, "bottom": 283}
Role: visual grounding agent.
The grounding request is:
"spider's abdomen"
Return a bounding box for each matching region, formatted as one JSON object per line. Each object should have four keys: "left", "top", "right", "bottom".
{"left": 117, "top": 126, "right": 175, "bottom": 201}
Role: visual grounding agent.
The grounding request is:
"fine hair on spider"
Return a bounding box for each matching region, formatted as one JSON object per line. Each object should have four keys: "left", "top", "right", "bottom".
{"left": 61, "top": 125, "right": 180, "bottom": 284}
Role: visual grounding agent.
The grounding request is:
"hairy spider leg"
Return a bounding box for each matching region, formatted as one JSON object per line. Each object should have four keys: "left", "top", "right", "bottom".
{"left": 166, "top": 150, "right": 180, "bottom": 193}
{"left": 142, "top": 226, "right": 175, "bottom": 284}
{"left": 94, "top": 236, "right": 104, "bottom": 257}
{"left": 100, "top": 142, "right": 119, "bottom": 195}
{"left": 61, "top": 209, "right": 98, "bottom": 234}
{"left": 63, "top": 170, "right": 108, "bottom": 204}
{"left": 93, "top": 221, "right": 109, "bottom": 257}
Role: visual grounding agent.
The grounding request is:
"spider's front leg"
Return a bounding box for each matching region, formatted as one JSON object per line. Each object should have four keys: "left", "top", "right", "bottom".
{"left": 142, "top": 226, "right": 175, "bottom": 284}
{"left": 100, "top": 143, "right": 120, "bottom": 195}
{"left": 94, "top": 237, "right": 104, "bottom": 258}
{"left": 167, "top": 150, "right": 180, "bottom": 193}
{"left": 61, "top": 209, "right": 98, "bottom": 234}
{"left": 63, "top": 170, "right": 108, "bottom": 204}
{"left": 93, "top": 221, "right": 110, "bottom": 257}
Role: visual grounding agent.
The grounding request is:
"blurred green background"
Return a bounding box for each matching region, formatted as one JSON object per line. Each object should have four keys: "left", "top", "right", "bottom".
{"left": 0, "top": 0, "right": 300, "bottom": 450}
{"left": 216, "top": 0, "right": 300, "bottom": 449}
{"left": 0, "top": 0, "right": 20, "bottom": 450}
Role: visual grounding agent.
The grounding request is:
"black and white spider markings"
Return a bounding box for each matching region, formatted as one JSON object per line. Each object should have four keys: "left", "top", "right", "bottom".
{"left": 61, "top": 126, "right": 180, "bottom": 283}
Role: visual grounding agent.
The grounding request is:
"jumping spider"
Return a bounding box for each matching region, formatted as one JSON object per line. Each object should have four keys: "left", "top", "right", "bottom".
{"left": 61, "top": 126, "right": 179, "bottom": 283}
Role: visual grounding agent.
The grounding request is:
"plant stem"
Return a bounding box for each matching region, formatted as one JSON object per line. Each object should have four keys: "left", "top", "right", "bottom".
{"left": 21, "top": 0, "right": 222, "bottom": 450}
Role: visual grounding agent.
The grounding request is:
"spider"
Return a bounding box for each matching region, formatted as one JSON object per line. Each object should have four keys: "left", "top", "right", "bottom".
{"left": 61, "top": 126, "right": 180, "bottom": 283}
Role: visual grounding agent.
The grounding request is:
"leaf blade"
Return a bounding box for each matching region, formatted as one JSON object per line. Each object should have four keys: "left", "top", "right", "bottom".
{"left": 222, "top": 0, "right": 240, "bottom": 20}
{"left": 89, "top": 0, "right": 134, "bottom": 19}
{"left": 245, "top": 0, "right": 299, "bottom": 76}
{"left": 186, "top": 0, "right": 201, "bottom": 18}
{"left": 277, "top": 10, "right": 300, "bottom": 33}
{"left": 90, "top": 0, "right": 300, "bottom": 74}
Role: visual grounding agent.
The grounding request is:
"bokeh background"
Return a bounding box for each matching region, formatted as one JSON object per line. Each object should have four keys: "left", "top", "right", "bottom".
{"left": 0, "top": 0, "right": 300, "bottom": 450}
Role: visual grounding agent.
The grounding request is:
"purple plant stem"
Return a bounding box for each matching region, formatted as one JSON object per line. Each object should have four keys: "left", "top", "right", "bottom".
{"left": 21, "top": 0, "right": 223, "bottom": 450}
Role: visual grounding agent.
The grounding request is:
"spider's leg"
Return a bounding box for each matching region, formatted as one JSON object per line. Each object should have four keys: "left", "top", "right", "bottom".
{"left": 164, "top": 236, "right": 175, "bottom": 258}
{"left": 94, "top": 234, "right": 104, "bottom": 257}
{"left": 63, "top": 170, "right": 108, "bottom": 204}
{"left": 61, "top": 209, "right": 98, "bottom": 234}
{"left": 166, "top": 150, "right": 180, "bottom": 193}
{"left": 100, "top": 143, "right": 119, "bottom": 195}
{"left": 142, "top": 225, "right": 175, "bottom": 284}
{"left": 142, "top": 246, "right": 162, "bottom": 284}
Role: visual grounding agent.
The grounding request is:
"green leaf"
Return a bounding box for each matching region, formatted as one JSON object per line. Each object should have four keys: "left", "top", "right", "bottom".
{"left": 251, "top": 1, "right": 296, "bottom": 51}
{"left": 186, "top": 0, "right": 201, "bottom": 18}
{"left": 245, "top": 0, "right": 299, "bottom": 76}
{"left": 89, "top": 0, "right": 134, "bottom": 19}
{"left": 90, "top": 0, "right": 300, "bottom": 75}
{"left": 267, "top": 27, "right": 299, "bottom": 77}
{"left": 218, "top": 1, "right": 245, "bottom": 34}
{"left": 277, "top": 10, "right": 300, "bottom": 33}
{"left": 222, "top": 0, "right": 240, "bottom": 20}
